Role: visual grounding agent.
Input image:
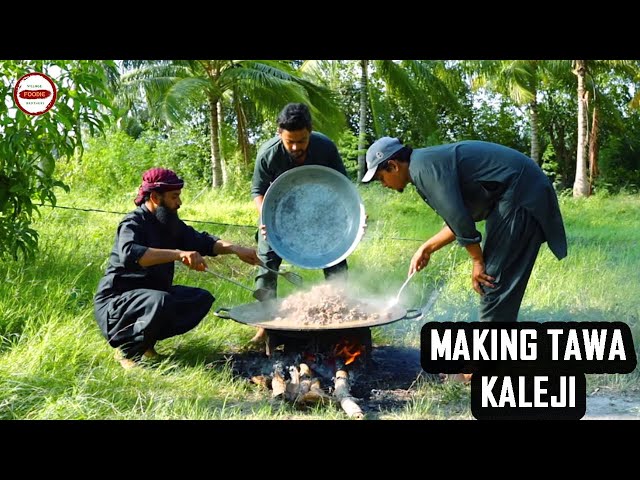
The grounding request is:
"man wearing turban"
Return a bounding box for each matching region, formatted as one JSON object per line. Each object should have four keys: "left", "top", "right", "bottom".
{"left": 94, "top": 168, "right": 260, "bottom": 369}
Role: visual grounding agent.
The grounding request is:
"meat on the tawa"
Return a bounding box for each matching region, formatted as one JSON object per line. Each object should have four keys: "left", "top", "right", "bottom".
{"left": 275, "top": 283, "right": 392, "bottom": 325}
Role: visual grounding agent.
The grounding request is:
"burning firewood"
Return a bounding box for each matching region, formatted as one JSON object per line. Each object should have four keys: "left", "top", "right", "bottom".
{"left": 250, "top": 375, "right": 272, "bottom": 389}
{"left": 299, "top": 363, "right": 312, "bottom": 378}
{"left": 285, "top": 365, "right": 301, "bottom": 401}
{"left": 271, "top": 362, "right": 287, "bottom": 398}
{"left": 334, "top": 369, "right": 364, "bottom": 419}
{"left": 298, "top": 363, "right": 312, "bottom": 397}
{"left": 298, "top": 377, "right": 332, "bottom": 405}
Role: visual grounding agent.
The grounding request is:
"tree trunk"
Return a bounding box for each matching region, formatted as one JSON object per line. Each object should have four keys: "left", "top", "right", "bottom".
{"left": 233, "top": 87, "right": 251, "bottom": 169}
{"left": 209, "top": 96, "right": 223, "bottom": 188}
{"left": 218, "top": 102, "right": 228, "bottom": 186}
{"left": 572, "top": 60, "right": 590, "bottom": 197}
{"left": 357, "top": 60, "right": 369, "bottom": 182}
{"left": 588, "top": 103, "right": 600, "bottom": 195}
{"left": 529, "top": 97, "right": 541, "bottom": 165}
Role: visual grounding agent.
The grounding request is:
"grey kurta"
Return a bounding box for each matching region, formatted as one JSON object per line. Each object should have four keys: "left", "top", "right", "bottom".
{"left": 409, "top": 141, "right": 567, "bottom": 260}
{"left": 408, "top": 141, "right": 567, "bottom": 322}
{"left": 251, "top": 131, "right": 348, "bottom": 198}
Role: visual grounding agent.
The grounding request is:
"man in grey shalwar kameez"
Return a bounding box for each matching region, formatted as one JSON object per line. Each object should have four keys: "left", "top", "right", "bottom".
{"left": 362, "top": 138, "right": 567, "bottom": 325}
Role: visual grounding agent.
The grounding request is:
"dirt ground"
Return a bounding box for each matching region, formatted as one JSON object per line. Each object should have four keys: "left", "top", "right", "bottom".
{"left": 231, "top": 344, "right": 640, "bottom": 420}
{"left": 584, "top": 390, "right": 640, "bottom": 420}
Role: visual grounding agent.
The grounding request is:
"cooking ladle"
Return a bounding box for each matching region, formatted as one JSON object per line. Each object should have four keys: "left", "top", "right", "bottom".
{"left": 388, "top": 271, "right": 417, "bottom": 307}
{"left": 259, "top": 263, "right": 303, "bottom": 287}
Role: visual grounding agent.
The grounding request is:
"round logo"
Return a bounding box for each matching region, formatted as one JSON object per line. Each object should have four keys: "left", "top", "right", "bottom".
{"left": 376, "top": 151, "right": 384, "bottom": 159}
{"left": 13, "top": 72, "right": 57, "bottom": 116}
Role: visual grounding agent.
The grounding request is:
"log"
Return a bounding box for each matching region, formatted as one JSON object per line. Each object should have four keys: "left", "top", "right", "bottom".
{"left": 271, "top": 362, "right": 287, "bottom": 398}
{"left": 334, "top": 370, "right": 364, "bottom": 419}
{"left": 285, "top": 365, "right": 301, "bottom": 401}
{"left": 299, "top": 363, "right": 312, "bottom": 378}
{"left": 297, "top": 377, "right": 332, "bottom": 405}
{"left": 250, "top": 375, "right": 272, "bottom": 389}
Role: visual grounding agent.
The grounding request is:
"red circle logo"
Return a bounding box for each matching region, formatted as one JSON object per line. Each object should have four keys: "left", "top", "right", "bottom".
{"left": 13, "top": 72, "right": 57, "bottom": 116}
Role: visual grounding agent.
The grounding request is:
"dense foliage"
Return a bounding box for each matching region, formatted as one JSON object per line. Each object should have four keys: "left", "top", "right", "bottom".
{"left": 2, "top": 59, "right": 640, "bottom": 260}
{"left": 0, "top": 61, "right": 116, "bottom": 260}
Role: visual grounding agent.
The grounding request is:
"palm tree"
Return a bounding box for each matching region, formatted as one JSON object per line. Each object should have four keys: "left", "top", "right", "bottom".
{"left": 121, "top": 60, "right": 344, "bottom": 187}
{"left": 572, "top": 60, "right": 589, "bottom": 197}
{"left": 302, "top": 60, "right": 464, "bottom": 181}
{"left": 465, "top": 60, "right": 572, "bottom": 166}
{"left": 572, "top": 60, "right": 638, "bottom": 197}
{"left": 358, "top": 60, "right": 369, "bottom": 181}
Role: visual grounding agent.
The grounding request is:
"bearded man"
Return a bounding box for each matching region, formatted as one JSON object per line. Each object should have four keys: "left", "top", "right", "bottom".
{"left": 94, "top": 167, "right": 259, "bottom": 368}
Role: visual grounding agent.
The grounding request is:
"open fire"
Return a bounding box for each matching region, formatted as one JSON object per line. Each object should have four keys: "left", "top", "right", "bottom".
{"left": 334, "top": 339, "right": 365, "bottom": 365}
{"left": 223, "top": 282, "right": 427, "bottom": 418}
{"left": 250, "top": 328, "right": 370, "bottom": 419}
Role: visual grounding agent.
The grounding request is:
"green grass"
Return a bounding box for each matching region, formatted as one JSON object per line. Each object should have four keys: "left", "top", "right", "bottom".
{"left": 0, "top": 185, "right": 638, "bottom": 419}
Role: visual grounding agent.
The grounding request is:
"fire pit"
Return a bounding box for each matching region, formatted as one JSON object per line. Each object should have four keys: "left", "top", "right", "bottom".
{"left": 215, "top": 283, "right": 422, "bottom": 418}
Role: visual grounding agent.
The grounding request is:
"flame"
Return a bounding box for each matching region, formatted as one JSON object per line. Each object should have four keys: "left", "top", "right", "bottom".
{"left": 303, "top": 352, "right": 316, "bottom": 364}
{"left": 334, "top": 339, "right": 365, "bottom": 365}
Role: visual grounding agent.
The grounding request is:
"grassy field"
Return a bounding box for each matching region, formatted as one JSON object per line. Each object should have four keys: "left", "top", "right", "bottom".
{"left": 0, "top": 183, "right": 638, "bottom": 419}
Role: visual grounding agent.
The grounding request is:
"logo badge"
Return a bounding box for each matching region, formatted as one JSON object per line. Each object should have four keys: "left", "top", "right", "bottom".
{"left": 376, "top": 151, "right": 384, "bottom": 159}
{"left": 13, "top": 72, "right": 57, "bottom": 116}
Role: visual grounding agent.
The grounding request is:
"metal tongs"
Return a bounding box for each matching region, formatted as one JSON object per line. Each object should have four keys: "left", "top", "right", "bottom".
{"left": 260, "top": 263, "right": 303, "bottom": 287}
{"left": 178, "top": 261, "right": 268, "bottom": 301}
{"left": 202, "top": 267, "right": 272, "bottom": 302}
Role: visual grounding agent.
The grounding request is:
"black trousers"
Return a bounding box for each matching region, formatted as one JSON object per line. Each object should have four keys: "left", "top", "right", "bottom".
{"left": 255, "top": 229, "right": 347, "bottom": 300}
{"left": 94, "top": 285, "right": 214, "bottom": 358}
{"left": 479, "top": 204, "right": 544, "bottom": 322}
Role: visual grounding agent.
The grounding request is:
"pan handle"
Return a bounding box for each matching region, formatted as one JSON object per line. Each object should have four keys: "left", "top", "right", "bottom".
{"left": 214, "top": 307, "right": 232, "bottom": 320}
{"left": 403, "top": 308, "right": 422, "bottom": 320}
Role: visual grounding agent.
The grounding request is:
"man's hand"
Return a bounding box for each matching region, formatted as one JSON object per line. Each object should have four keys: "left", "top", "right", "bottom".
{"left": 233, "top": 246, "right": 261, "bottom": 266}
{"left": 179, "top": 250, "right": 207, "bottom": 271}
{"left": 259, "top": 224, "right": 267, "bottom": 240}
{"left": 409, "top": 242, "right": 431, "bottom": 276}
{"left": 471, "top": 260, "right": 495, "bottom": 295}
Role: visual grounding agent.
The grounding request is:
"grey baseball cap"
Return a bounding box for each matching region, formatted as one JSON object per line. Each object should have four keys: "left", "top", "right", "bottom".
{"left": 362, "top": 137, "right": 404, "bottom": 183}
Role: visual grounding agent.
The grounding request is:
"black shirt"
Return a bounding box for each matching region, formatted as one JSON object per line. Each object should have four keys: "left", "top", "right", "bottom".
{"left": 94, "top": 204, "right": 220, "bottom": 300}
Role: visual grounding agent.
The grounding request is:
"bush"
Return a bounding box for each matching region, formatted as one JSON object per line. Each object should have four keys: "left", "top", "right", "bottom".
{"left": 58, "top": 127, "right": 212, "bottom": 196}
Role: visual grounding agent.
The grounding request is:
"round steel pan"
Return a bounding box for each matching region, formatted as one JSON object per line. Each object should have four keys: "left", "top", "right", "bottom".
{"left": 261, "top": 165, "right": 366, "bottom": 269}
{"left": 215, "top": 300, "right": 421, "bottom": 331}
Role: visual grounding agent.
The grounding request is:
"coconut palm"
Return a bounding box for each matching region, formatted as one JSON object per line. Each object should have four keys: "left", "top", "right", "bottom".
{"left": 302, "top": 60, "right": 464, "bottom": 181}
{"left": 571, "top": 60, "right": 638, "bottom": 197}
{"left": 465, "top": 60, "right": 572, "bottom": 166}
{"left": 121, "top": 60, "right": 344, "bottom": 187}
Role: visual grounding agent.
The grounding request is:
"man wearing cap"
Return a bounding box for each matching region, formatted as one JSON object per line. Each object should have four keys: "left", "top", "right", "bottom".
{"left": 363, "top": 138, "right": 567, "bottom": 326}
{"left": 249, "top": 103, "right": 349, "bottom": 342}
{"left": 94, "top": 167, "right": 260, "bottom": 369}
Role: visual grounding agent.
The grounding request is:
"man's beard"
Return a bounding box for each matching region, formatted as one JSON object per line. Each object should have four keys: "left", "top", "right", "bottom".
{"left": 155, "top": 205, "right": 181, "bottom": 240}
{"left": 287, "top": 149, "right": 306, "bottom": 162}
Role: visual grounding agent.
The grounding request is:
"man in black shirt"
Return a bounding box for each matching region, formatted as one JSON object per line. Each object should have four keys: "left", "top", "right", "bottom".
{"left": 250, "top": 103, "right": 349, "bottom": 341}
{"left": 94, "top": 167, "right": 260, "bottom": 368}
